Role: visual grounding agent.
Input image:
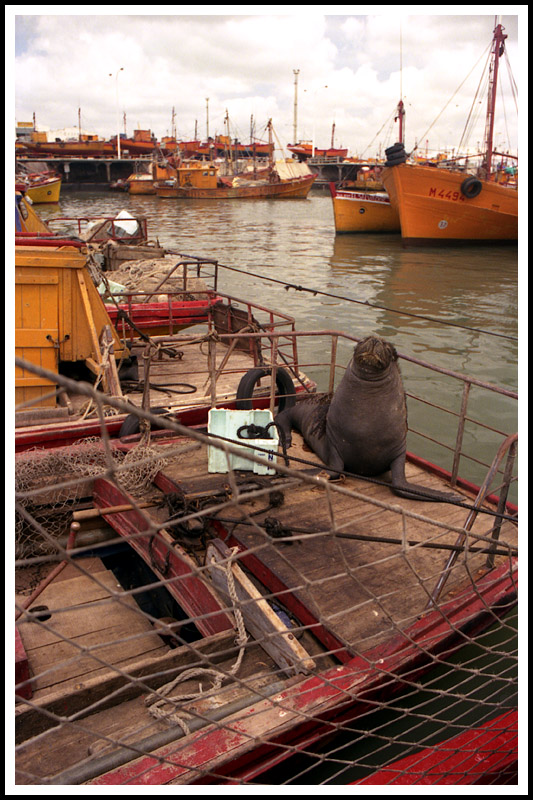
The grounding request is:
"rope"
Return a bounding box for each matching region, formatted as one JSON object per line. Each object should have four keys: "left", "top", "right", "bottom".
{"left": 145, "top": 547, "right": 248, "bottom": 729}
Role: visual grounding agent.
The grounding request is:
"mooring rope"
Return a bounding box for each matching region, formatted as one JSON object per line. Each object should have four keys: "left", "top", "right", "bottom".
{"left": 145, "top": 547, "right": 248, "bottom": 730}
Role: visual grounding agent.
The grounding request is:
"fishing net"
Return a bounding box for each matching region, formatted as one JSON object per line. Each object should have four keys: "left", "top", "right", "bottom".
{"left": 101, "top": 257, "right": 210, "bottom": 303}
{"left": 15, "top": 438, "right": 169, "bottom": 559}
{"left": 13, "top": 357, "right": 519, "bottom": 788}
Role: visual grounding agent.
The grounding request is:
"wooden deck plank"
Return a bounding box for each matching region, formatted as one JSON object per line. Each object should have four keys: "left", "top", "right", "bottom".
{"left": 17, "top": 560, "right": 169, "bottom": 700}
{"left": 15, "top": 646, "right": 284, "bottom": 785}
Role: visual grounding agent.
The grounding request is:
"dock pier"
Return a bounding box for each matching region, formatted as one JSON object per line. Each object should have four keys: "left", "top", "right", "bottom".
{"left": 16, "top": 155, "right": 153, "bottom": 190}
{"left": 307, "top": 156, "right": 361, "bottom": 191}
{"left": 16, "top": 153, "right": 364, "bottom": 192}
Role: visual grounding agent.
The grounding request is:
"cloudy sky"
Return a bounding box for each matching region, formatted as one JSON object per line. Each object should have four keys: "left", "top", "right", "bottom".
{"left": 11, "top": 6, "right": 522, "bottom": 159}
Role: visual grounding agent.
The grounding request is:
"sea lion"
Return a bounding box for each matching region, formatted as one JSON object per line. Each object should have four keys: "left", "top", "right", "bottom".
{"left": 275, "top": 335, "right": 459, "bottom": 502}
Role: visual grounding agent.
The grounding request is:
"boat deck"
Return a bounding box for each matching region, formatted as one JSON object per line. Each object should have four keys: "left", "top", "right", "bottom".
{"left": 15, "top": 432, "right": 517, "bottom": 784}
{"left": 152, "top": 434, "right": 517, "bottom": 656}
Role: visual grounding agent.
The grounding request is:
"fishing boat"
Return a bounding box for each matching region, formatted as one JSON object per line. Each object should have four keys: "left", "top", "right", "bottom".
{"left": 381, "top": 21, "right": 518, "bottom": 244}
{"left": 155, "top": 163, "right": 316, "bottom": 200}
{"left": 15, "top": 192, "right": 53, "bottom": 234}
{"left": 14, "top": 319, "right": 518, "bottom": 785}
{"left": 154, "top": 120, "right": 316, "bottom": 200}
{"left": 109, "top": 129, "right": 159, "bottom": 156}
{"left": 287, "top": 141, "right": 348, "bottom": 160}
{"left": 330, "top": 101, "right": 405, "bottom": 234}
{"left": 17, "top": 138, "right": 114, "bottom": 158}
{"left": 15, "top": 171, "right": 62, "bottom": 204}
{"left": 126, "top": 160, "right": 178, "bottom": 195}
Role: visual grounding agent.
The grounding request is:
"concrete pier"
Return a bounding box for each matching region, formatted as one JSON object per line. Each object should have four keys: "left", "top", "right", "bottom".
{"left": 307, "top": 156, "right": 362, "bottom": 189}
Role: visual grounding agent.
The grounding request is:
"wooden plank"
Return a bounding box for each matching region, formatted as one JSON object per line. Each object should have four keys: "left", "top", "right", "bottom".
{"left": 15, "top": 630, "right": 237, "bottom": 745}
{"left": 15, "top": 328, "right": 58, "bottom": 348}
{"left": 207, "top": 539, "right": 315, "bottom": 676}
{"left": 16, "top": 565, "right": 170, "bottom": 700}
{"left": 15, "top": 628, "right": 32, "bottom": 701}
{"left": 24, "top": 622, "right": 167, "bottom": 694}
{"left": 15, "top": 275, "right": 59, "bottom": 285}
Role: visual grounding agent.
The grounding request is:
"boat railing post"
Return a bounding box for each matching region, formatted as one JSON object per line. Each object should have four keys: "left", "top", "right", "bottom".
{"left": 208, "top": 334, "right": 217, "bottom": 408}
{"left": 426, "top": 432, "right": 517, "bottom": 608}
{"left": 486, "top": 437, "right": 518, "bottom": 568}
{"left": 328, "top": 335, "right": 338, "bottom": 395}
{"left": 450, "top": 380, "right": 471, "bottom": 486}
{"left": 269, "top": 334, "right": 279, "bottom": 415}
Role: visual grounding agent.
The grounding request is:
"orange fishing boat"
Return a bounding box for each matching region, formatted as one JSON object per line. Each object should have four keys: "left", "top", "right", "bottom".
{"left": 287, "top": 142, "right": 348, "bottom": 159}
{"left": 155, "top": 165, "right": 316, "bottom": 200}
{"left": 109, "top": 129, "right": 159, "bottom": 156}
{"left": 18, "top": 137, "right": 114, "bottom": 158}
{"left": 381, "top": 21, "right": 518, "bottom": 245}
{"left": 127, "top": 161, "right": 178, "bottom": 195}
{"left": 155, "top": 122, "right": 316, "bottom": 199}
{"left": 330, "top": 101, "right": 404, "bottom": 234}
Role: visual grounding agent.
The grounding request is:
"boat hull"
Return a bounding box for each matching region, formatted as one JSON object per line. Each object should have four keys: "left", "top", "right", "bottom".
{"left": 156, "top": 174, "right": 316, "bottom": 199}
{"left": 332, "top": 189, "right": 400, "bottom": 233}
{"left": 127, "top": 179, "right": 156, "bottom": 195}
{"left": 382, "top": 163, "right": 518, "bottom": 244}
{"left": 17, "top": 141, "right": 113, "bottom": 157}
{"left": 21, "top": 179, "right": 62, "bottom": 204}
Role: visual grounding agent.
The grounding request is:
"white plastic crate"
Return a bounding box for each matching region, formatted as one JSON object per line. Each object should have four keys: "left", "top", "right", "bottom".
{"left": 207, "top": 409, "right": 279, "bottom": 475}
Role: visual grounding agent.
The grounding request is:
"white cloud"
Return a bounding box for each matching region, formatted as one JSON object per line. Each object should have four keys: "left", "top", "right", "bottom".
{"left": 12, "top": 11, "right": 520, "bottom": 157}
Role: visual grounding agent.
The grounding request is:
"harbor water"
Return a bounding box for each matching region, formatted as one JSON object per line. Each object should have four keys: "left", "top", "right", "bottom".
{"left": 34, "top": 190, "right": 519, "bottom": 785}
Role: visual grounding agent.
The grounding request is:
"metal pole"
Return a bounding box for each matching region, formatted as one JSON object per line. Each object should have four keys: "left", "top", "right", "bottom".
{"left": 109, "top": 68, "right": 124, "bottom": 159}
{"left": 293, "top": 69, "right": 300, "bottom": 144}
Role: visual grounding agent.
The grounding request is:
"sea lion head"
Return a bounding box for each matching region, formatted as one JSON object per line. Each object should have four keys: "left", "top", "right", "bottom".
{"left": 352, "top": 336, "right": 398, "bottom": 376}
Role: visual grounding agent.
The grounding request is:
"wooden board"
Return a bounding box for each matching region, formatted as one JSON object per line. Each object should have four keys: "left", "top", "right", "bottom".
{"left": 207, "top": 538, "right": 315, "bottom": 676}
{"left": 16, "top": 559, "right": 169, "bottom": 699}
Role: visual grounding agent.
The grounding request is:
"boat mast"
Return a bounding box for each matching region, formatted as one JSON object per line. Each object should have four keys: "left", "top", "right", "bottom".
{"left": 482, "top": 19, "right": 507, "bottom": 178}
{"left": 267, "top": 119, "right": 274, "bottom": 170}
{"left": 171, "top": 107, "right": 176, "bottom": 140}
{"left": 395, "top": 99, "right": 405, "bottom": 144}
{"left": 293, "top": 69, "right": 300, "bottom": 144}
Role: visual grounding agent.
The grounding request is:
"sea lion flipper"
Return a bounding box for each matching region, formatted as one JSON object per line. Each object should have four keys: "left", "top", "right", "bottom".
{"left": 390, "top": 454, "right": 462, "bottom": 503}
{"left": 274, "top": 408, "right": 295, "bottom": 449}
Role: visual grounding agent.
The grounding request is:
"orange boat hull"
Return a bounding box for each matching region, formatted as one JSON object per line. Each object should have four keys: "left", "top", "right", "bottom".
{"left": 127, "top": 178, "right": 156, "bottom": 195}
{"left": 332, "top": 189, "right": 400, "bottom": 233}
{"left": 382, "top": 163, "right": 518, "bottom": 243}
{"left": 156, "top": 174, "right": 316, "bottom": 199}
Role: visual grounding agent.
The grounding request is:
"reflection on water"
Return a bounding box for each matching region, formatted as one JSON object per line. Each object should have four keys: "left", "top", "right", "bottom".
{"left": 42, "top": 191, "right": 518, "bottom": 487}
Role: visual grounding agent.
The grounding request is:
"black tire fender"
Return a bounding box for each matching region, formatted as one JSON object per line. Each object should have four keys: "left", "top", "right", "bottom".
{"left": 385, "top": 155, "right": 407, "bottom": 167}
{"left": 385, "top": 142, "right": 405, "bottom": 158}
{"left": 235, "top": 367, "right": 296, "bottom": 411}
{"left": 460, "top": 176, "right": 483, "bottom": 198}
